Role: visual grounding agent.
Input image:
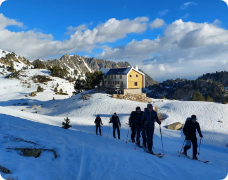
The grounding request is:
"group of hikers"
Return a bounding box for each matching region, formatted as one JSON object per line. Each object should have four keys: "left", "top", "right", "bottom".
{"left": 94, "top": 103, "right": 203, "bottom": 160}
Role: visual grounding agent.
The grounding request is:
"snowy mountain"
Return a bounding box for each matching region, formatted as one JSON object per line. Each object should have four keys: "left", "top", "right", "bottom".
{"left": 0, "top": 49, "right": 31, "bottom": 71}
{"left": 32, "top": 54, "right": 158, "bottom": 87}
{"left": 0, "top": 65, "right": 228, "bottom": 180}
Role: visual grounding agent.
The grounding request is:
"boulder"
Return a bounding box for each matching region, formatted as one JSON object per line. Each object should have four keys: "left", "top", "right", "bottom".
{"left": 112, "top": 94, "right": 117, "bottom": 98}
{"left": 36, "top": 106, "right": 41, "bottom": 110}
{"left": 32, "top": 105, "right": 37, "bottom": 108}
{"left": 27, "top": 85, "right": 32, "bottom": 88}
{"left": 166, "top": 122, "right": 182, "bottom": 130}
{"left": 30, "top": 91, "right": 37, "bottom": 97}
{"left": 21, "top": 109, "right": 26, "bottom": 111}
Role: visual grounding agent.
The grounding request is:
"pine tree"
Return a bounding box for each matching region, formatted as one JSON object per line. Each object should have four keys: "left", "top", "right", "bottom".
{"left": 37, "top": 85, "right": 44, "bottom": 92}
{"left": 206, "top": 95, "right": 214, "bottom": 102}
{"left": 62, "top": 117, "right": 72, "bottom": 129}
{"left": 192, "top": 92, "right": 205, "bottom": 101}
{"left": 60, "top": 88, "right": 63, "bottom": 93}
{"left": 161, "top": 94, "right": 165, "bottom": 99}
{"left": 54, "top": 87, "right": 58, "bottom": 93}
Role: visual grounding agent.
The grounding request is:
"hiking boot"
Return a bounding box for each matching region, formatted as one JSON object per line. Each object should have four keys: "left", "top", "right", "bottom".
{"left": 182, "top": 151, "right": 187, "bottom": 156}
{"left": 193, "top": 156, "right": 198, "bottom": 160}
{"left": 132, "top": 139, "right": 135, "bottom": 143}
{"left": 118, "top": 137, "right": 120, "bottom": 139}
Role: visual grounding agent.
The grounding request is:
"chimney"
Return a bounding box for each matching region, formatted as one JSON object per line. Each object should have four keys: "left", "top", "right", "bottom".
{"left": 134, "top": 65, "right": 138, "bottom": 71}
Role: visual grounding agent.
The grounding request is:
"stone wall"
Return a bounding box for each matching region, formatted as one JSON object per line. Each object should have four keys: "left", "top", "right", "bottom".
{"left": 124, "top": 88, "right": 142, "bottom": 95}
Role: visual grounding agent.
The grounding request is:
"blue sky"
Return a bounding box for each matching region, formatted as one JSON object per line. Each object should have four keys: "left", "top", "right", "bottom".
{"left": 1, "top": 0, "right": 228, "bottom": 81}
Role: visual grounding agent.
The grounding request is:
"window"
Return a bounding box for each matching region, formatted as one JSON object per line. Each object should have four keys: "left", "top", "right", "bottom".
{"left": 134, "top": 82, "right": 138, "bottom": 86}
{"left": 113, "top": 81, "right": 115, "bottom": 84}
{"left": 115, "top": 81, "right": 117, "bottom": 85}
{"left": 118, "top": 81, "right": 119, "bottom": 84}
{"left": 114, "top": 75, "right": 116, "bottom": 79}
{"left": 130, "top": 75, "right": 132, "bottom": 78}
{"left": 120, "top": 81, "right": 123, "bottom": 85}
{"left": 136, "top": 75, "right": 138, "bottom": 78}
{"left": 119, "top": 75, "right": 122, "bottom": 79}
{"left": 104, "top": 81, "right": 106, "bottom": 85}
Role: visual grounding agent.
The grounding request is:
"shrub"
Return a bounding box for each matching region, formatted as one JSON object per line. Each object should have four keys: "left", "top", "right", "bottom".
{"left": 37, "top": 86, "right": 44, "bottom": 92}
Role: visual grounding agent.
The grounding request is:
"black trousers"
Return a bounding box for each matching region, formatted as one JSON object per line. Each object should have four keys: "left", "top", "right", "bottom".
{"left": 146, "top": 127, "right": 154, "bottom": 151}
{"left": 113, "top": 126, "right": 120, "bottom": 138}
{"left": 96, "top": 125, "right": 101, "bottom": 135}
{"left": 131, "top": 124, "right": 136, "bottom": 141}
{"left": 184, "top": 136, "right": 198, "bottom": 157}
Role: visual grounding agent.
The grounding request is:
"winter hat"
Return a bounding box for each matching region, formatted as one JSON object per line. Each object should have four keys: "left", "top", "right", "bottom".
{"left": 136, "top": 107, "right": 141, "bottom": 111}
{"left": 97, "top": 115, "right": 100, "bottom": 118}
{"left": 147, "top": 103, "right": 153, "bottom": 108}
{"left": 191, "top": 115, "right": 197, "bottom": 120}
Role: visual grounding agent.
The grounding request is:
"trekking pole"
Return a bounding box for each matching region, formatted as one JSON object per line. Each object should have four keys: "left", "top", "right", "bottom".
{"left": 198, "top": 138, "right": 202, "bottom": 155}
{"left": 107, "top": 124, "right": 110, "bottom": 137}
{"left": 179, "top": 139, "right": 186, "bottom": 157}
{"left": 159, "top": 125, "right": 165, "bottom": 156}
{"left": 126, "top": 126, "right": 130, "bottom": 144}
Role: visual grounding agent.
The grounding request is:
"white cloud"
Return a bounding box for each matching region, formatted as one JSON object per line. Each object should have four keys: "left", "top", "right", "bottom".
{"left": 180, "top": 2, "right": 197, "bottom": 9}
{"left": 158, "top": 10, "right": 169, "bottom": 16}
{"left": 0, "top": 14, "right": 149, "bottom": 60}
{"left": 66, "top": 24, "right": 88, "bottom": 34}
{"left": 181, "top": 13, "right": 190, "bottom": 19}
{"left": 0, "top": 13, "right": 23, "bottom": 30}
{"left": 98, "top": 19, "right": 228, "bottom": 81}
{"left": 150, "top": 18, "right": 165, "bottom": 29}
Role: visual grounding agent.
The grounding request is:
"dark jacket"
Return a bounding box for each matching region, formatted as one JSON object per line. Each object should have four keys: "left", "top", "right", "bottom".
{"left": 109, "top": 115, "right": 121, "bottom": 127}
{"left": 142, "top": 108, "right": 161, "bottom": 129}
{"left": 94, "top": 117, "right": 103, "bottom": 126}
{"left": 183, "top": 120, "right": 203, "bottom": 139}
{"left": 129, "top": 111, "right": 144, "bottom": 126}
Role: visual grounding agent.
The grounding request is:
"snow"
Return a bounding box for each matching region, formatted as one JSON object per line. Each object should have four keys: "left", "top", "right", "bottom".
{"left": 0, "top": 49, "right": 10, "bottom": 58}
{"left": 82, "top": 59, "right": 92, "bottom": 73}
{"left": 0, "top": 67, "right": 228, "bottom": 179}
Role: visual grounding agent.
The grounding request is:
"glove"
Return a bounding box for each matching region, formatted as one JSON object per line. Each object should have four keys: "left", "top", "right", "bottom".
{"left": 200, "top": 134, "right": 203, "bottom": 138}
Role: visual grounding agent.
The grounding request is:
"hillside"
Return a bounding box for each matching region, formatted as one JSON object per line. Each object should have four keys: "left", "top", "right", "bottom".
{"left": 0, "top": 65, "right": 228, "bottom": 179}
{"left": 197, "top": 71, "right": 228, "bottom": 87}
{"left": 147, "top": 78, "right": 228, "bottom": 102}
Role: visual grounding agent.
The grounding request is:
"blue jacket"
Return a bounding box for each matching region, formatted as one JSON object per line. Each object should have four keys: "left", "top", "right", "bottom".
{"left": 142, "top": 108, "right": 160, "bottom": 129}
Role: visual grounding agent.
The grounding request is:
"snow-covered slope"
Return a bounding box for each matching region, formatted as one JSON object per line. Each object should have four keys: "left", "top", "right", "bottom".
{"left": 0, "top": 67, "right": 228, "bottom": 180}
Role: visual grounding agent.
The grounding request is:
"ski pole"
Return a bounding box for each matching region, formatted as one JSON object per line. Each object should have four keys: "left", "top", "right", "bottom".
{"left": 179, "top": 139, "right": 186, "bottom": 157}
{"left": 198, "top": 138, "right": 202, "bottom": 155}
{"left": 126, "top": 126, "right": 130, "bottom": 144}
{"left": 159, "top": 125, "right": 165, "bottom": 156}
{"left": 102, "top": 125, "right": 103, "bottom": 136}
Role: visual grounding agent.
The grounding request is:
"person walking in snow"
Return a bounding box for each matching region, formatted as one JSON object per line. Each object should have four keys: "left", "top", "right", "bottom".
{"left": 142, "top": 104, "right": 161, "bottom": 153}
{"left": 94, "top": 115, "right": 103, "bottom": 135}
{"left": 109, "top": 113, "right": 121, "bottom": 139}
{"left": 183, "top": 115, "right": 203, "bottom": 160}
{"left": 129, "top": 107, "right": 146, "bottom": 147}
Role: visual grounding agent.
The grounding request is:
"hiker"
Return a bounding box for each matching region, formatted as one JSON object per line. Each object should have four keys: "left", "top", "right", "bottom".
{"left": 129, "top": 107, "right": 146, "bottom": 147}
{"left": 142, "top": 104, "right": 161, "bottom": 153}
{"left": 94, "top": 115, "right": 103, "bottom": 135}
{"left": 183, "top": 115, "right": 203, "bottom": 160}
{"left": 109, "top": 113, "right": 121, "bottom": 139}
